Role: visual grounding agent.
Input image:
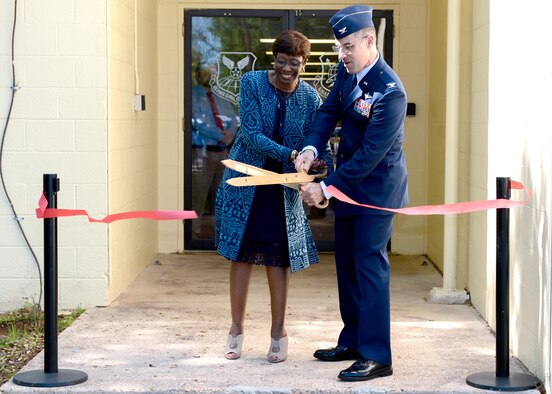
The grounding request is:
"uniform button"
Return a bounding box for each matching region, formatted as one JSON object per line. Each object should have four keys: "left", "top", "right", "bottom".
{"left": 338, "top": 154, "right": 344, "bottom": 159}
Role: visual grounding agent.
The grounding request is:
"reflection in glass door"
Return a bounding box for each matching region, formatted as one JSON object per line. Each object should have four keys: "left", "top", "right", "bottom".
{"left": 184, "top": 11, "right": 287, "bottom": 249}
{"left": 184, "top": 9, "right": 394, "bottom": 251}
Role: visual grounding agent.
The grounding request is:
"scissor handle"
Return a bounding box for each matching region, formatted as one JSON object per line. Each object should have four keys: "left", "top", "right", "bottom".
{"left": 301, "top": 166, "right": 327, "bottom": 178}
{"left": 314, "top": 199, "right": 329, "bottom": 209}
{"left": 313, "top": 167, "right": 328, "bottom": 178}
{"left": 300, "top": 165, "right": 327, "bottom": 178}
{"left": 300, "top": 167, "right": 329, "bottom": 209}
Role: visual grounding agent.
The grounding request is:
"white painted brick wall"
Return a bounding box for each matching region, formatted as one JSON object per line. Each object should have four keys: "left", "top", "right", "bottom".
{"left": 0, "top": 0, "right": 108, "bottom": 312}
{"left": 25, "top": 57, "right": 75, "bottom": 87}
{"left": 0, "top": 247, "right": 28, "bottom": 277}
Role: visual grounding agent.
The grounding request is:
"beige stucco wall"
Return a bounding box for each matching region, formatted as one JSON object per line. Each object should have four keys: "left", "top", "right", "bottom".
{"left": 157, "top": 0, "right": 430, "bottom": 255}
{"left": 107, "top": 0, "right": 159, "bottom": 303}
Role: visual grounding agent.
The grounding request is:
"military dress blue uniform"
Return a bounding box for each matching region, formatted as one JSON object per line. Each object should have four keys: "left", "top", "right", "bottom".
{"left": 303, "top": 10, "right": 408, "bottom": 367}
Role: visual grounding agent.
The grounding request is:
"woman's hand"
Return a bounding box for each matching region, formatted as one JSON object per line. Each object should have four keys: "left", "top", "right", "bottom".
{"left": 294, "top": 149, "right": 315, "bottom": 173}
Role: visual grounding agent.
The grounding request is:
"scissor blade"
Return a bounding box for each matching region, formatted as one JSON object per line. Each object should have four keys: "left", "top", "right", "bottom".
{"left": 226, "top": 172, "right": 317, "bottom": 187}
{"left": 222, "top": 159, "right": 276, "bottom": 176}
{"left": 222, "top": 159, "right": 299, "bottom": 189}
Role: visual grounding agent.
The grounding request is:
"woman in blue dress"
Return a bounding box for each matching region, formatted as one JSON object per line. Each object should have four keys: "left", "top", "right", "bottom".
{"left": 215, "top": 30, "right": 333, "bottom": 363}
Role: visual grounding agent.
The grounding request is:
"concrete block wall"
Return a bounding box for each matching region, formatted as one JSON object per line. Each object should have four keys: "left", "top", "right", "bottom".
{"left": 465, "top": 0, "right": 490, "bottom": 317}
{"left": 390, "top": 0, "right": 428, "bottom": 254}
{"left": 0, "top": 0, "right": 109, "bottom": 311}
{"left": 107, "top": 0, "right": 159, "bottom": 303}
{"left": 157, "top": 0, "right": 182, "bottom": 253}
{"left": 425, "top": 0, "right": 447, "bottom": 271}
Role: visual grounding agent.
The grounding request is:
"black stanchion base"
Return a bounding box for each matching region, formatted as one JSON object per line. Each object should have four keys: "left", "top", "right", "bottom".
{"left": 12, "top": 369, "right": 88, "bottom": 387}
{"left": 466, "top": 371, "right": 540, "bottom": 392}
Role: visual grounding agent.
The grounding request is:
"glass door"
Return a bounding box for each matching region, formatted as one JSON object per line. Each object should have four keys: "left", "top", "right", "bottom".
{"left": 293, "top": 10, "right": 394, "bottom": 250}
{"left": 184, "top": 9, "right": 394, "bottom": 251}
{"left": 184, "top": 10, "right": 287, "bottom": 249}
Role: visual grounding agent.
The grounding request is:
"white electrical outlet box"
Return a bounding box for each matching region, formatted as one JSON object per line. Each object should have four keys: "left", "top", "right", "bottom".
{"left": 134, "top": 94, "right": 146, "bottom": 111}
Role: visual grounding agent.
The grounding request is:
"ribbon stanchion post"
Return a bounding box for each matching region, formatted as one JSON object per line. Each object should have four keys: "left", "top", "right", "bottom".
{"left": 466, "top": 177, "right": 540, "bottom": 391}
{"left": 13, "top": 174, "right": 88, "bottom": 388}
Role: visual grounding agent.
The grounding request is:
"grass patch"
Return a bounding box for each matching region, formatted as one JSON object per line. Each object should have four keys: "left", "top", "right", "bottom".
{"left": 0, "top": 304, "right": 85, "bottom": 385}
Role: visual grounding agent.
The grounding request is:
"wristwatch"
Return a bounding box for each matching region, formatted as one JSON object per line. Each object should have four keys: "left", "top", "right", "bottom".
{"left": 289, "top": 149, "right": 299, "bottom": 162}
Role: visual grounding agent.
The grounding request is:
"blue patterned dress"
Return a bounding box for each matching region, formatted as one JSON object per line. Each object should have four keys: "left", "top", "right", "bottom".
{"left": 215, "top": 70, "right": 332, "bottom": 273}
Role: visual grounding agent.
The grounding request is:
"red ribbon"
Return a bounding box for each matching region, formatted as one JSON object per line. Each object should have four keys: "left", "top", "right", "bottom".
{"left": 35, "top": 180, "right": 529, "bottom": 222}
{"left": 326, "top": 180, "right": 530, "bottom": 215}
{"left": 35, "top": 194, "right": 197, "bottom": 223}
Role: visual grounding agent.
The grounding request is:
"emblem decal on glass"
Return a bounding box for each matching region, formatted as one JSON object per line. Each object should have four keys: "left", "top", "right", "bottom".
{"left": 210, "top": 52, "right": 257, "bottom": 105}
{"left": 313, "top": 55, "right": 338, "bottom": 99}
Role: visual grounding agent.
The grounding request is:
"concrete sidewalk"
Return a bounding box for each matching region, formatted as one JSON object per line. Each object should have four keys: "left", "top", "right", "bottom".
{"left": 1, "top": 253, "right": 540, "bottom": 393}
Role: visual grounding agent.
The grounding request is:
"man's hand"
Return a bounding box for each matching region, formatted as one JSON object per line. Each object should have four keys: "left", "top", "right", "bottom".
{"left": 309, "top": 158, "right": 327, "bottom": 173}
{"left": 299, "top": 182, "right": 325, "bottom": 207}
{"left": 294, "top": 149, "right": 315, "bottom": 173}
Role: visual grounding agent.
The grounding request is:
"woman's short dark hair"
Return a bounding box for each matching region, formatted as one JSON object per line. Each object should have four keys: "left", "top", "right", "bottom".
{"left": 272, "top": 30, "right": 311, "bottom": 61}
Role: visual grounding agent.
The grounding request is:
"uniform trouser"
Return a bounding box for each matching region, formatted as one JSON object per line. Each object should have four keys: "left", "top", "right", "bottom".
{"left": 335, "top": 213, "right": 394, "bottom": 365}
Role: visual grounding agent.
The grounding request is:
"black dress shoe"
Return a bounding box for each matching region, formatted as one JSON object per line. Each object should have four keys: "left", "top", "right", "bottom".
{"left": 338, "top": 359, "right": 393, "bottom": 381}
{"left": 313, "top": 346, "right": 360, "bottom": 361}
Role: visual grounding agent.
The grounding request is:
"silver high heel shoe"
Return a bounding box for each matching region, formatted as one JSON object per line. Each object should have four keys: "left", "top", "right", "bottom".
{"left": 267, "top": 336, "right": 288, "bottom": 363}
{"left": 224, "top": 334, "right": 244, "bottom": 360}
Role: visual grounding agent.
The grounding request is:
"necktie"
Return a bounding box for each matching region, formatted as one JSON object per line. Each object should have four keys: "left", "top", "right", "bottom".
{"left": 207, "top": 91, "right": 224, "bottom": 131}
{"left": 343, "top": 75, "right": 360, "bottom": 109}
{"left": 207, "top": 91, "right": 227, "bottom": 151}
{"left": 351, "top": 75, "right": 357, "bottom": 91}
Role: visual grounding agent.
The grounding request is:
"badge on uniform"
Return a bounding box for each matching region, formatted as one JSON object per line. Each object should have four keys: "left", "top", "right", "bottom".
{"left": 354, "top": 93, "right": 373, "bottom": 118}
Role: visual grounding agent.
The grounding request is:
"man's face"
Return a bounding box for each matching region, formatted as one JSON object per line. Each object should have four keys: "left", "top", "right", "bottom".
{"left": 334, "top": 33, "right": 372, "bottom": 74}
{"left": 197, "top": 67, "right": 215, "bottom": 88}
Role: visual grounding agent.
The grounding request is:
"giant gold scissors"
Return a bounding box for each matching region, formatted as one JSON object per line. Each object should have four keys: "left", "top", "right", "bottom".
{"left": 222, "top": 159, "right": 329, "bottom": 209}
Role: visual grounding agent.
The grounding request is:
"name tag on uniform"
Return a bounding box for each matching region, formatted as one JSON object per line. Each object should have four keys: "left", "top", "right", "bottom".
{"left": 354, "top": 93, "right": 373, "bottom": 118}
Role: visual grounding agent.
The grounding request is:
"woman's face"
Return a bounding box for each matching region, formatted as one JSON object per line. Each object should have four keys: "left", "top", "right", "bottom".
{"left": 273, "top": 53, "right": 304, "bottom": 88}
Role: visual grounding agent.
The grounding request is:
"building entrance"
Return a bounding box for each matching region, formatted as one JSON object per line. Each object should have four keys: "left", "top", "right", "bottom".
{"left": 183, "top": 9, "right": 394, "bottom": 250}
